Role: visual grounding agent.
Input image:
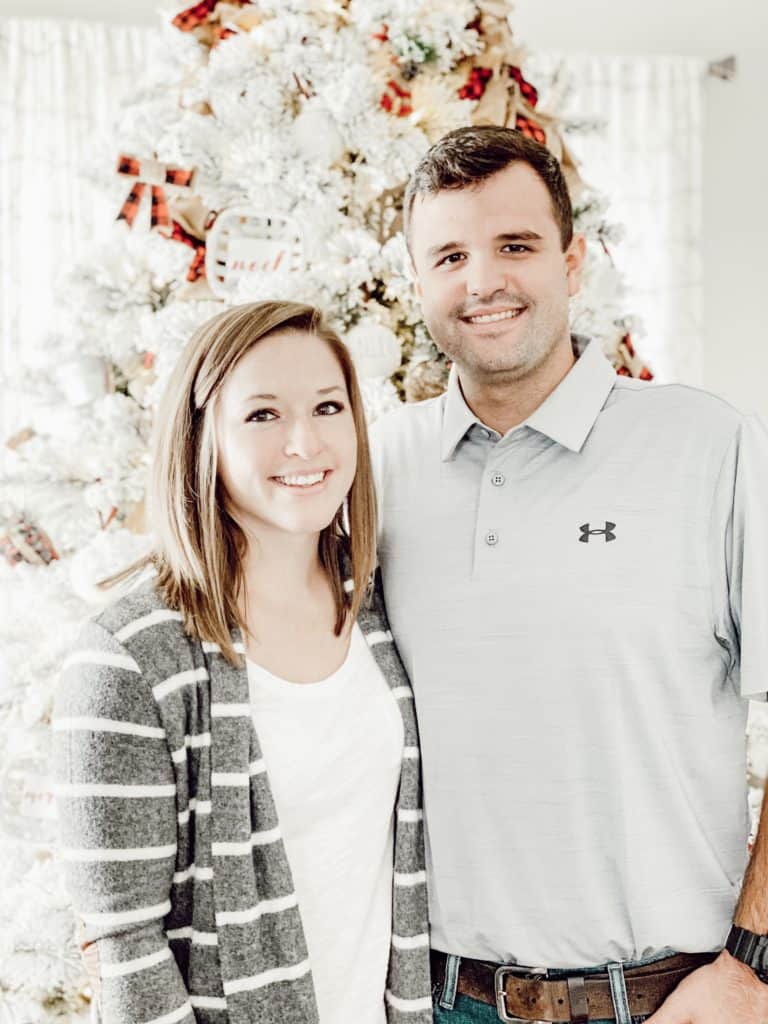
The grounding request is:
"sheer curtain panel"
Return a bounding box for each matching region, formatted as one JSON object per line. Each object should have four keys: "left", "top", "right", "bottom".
{"left": 526, "top": 53, "right": 706, "bottom": 385}
{"left": 0, "top": 18, "right": 150, "bottom": 435}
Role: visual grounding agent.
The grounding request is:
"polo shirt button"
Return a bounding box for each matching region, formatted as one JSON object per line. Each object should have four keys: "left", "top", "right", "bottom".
{"left": 491, "top": 472, "right": 506, "bottom": 487}
{"left": 485, "top": 530, "right": 499, "bottom": 546}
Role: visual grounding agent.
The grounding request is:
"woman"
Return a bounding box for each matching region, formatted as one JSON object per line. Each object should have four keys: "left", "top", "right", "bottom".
{"left": 53, "top": 301, "right": 431, "bottom": 1024}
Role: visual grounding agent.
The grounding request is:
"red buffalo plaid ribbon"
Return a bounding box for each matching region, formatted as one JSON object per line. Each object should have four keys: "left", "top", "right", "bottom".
{"left": 116, "top": 154, "right": 196, "bottom": 232}
{"left": 380, "top": 79, "right": 412, "bottom": 117}
{"left": 169, "top": 220, "right": 208, "bottom": 282}
{"left": 172, "top": 0, "right": 251, "bottom": 34}
{"left": 515, "top": 114, "right": 547, "bottom": 146}
{"left": 172, "top": 0, "right": 218, "bottom": 31}
{"left": 509, "top": 66, "right": 539, "bottom": 108}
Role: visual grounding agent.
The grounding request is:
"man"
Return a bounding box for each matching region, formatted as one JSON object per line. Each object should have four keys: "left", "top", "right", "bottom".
{"left": 369, "top": 125, "right": 768, "bottom": 1024}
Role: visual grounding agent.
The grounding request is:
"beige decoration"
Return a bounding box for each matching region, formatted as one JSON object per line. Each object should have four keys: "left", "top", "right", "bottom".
{"left": 168, "top": 195, "right": 210, "bottom": 241}
{"left": 345, "top": 320, "right": 402, "bottom": 379}
{"left": 53, "top": 357, "right": 113, "bottom": 407}
{"left": 122, "top": 500, "right": 147, "bottom": 535}
{"left": 5, "top": 427, "right": 35, "bottom": 450}
{"left": 404, "top": 357, "right": 450, "bottom": 403}
{"left": 204, "top": 206, "right": 303, "bottom": 300}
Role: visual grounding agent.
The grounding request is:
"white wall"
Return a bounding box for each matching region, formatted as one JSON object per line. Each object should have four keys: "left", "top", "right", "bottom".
{"left": 2, "top": 0, "right": 766, "bottom": 416}
{"left": 514, "top": 0, "right": 768, "bottom": 417}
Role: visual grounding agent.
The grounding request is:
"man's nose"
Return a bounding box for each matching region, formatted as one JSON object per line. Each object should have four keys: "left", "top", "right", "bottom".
{"left": 466, "top": 255, "right": 508, "bottom": 300}
{"left": 283, "top": 417, "right": 323, "bottom": 460}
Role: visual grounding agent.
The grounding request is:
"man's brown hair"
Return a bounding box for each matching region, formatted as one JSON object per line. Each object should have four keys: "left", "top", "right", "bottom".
{"left": 403, "top": 125, "right": 574, "bottom": 252}
{"left": 106, "top": 300, "right": 376, "bottom": 665}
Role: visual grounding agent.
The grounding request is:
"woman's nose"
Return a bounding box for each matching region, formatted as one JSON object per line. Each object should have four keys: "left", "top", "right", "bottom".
{"left": 283, "top": 417, "right": 323, "bottom": 460}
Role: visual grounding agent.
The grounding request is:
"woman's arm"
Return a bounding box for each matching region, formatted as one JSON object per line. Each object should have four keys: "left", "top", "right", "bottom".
{"left": 54, "top": 619, "right": 195, "bottom": 1023}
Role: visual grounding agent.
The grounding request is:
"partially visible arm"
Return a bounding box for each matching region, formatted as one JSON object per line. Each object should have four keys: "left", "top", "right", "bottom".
{"left": 735, "top": 781, "right": 768, "bottom": 933}
{"left": 648, "top": 415, "right": 768, "bottom": 1022}
{"left": 647, "top": 790, "right": 768, "bottom": 1024}
{"left": 54, "top": 619, "right": 194, "bottom": 1023}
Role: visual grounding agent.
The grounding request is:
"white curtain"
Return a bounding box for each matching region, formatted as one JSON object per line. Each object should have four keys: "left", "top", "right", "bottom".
{"left": 525, "top": 53, "right": 706, "bottom": 385}
{"left": 0, "top": 17, "right": 150, "bottom": 434}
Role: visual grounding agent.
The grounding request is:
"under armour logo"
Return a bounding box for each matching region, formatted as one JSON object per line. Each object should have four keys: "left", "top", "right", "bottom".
{"left": 579, "top": 522, "right": 616, "bottom": 543}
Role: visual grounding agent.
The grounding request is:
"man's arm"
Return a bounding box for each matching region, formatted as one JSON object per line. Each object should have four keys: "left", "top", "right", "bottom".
{"left": 646, "top": 784, "right": 768, "bottom": 1023}
{"left": 650, "top": 416, "right": 768, "bottom": 1023}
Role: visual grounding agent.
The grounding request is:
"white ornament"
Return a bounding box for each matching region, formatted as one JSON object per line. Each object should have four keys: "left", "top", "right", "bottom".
{"left": 53, "top": 357, "right": 112, "bottom": 407}
{"left": 292, "top": 100, "right": 346, "bottom": 166}
{"left": 344, "top": 320, "right": 402, "bottom": 379}
{"left": 204, "top": 206, "right": 303, "bottom": 300}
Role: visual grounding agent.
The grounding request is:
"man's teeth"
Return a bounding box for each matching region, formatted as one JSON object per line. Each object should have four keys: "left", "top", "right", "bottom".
{"left": 274, "top": 472, "right": 326, "bottom": 487}
{"left": 467, "top": 308, "right": 525, "bottom": 324}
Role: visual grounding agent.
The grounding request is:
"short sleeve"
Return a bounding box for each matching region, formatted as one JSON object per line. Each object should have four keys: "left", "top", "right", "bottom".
{"left": 711, "top": 414, "right": 768, "bottom": 698}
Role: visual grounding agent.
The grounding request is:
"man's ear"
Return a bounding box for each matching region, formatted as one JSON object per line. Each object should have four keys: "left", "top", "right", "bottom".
{"left": 565, "top": 234, "right": 586, "bottom": 297}
{"left": 406, "top": 252, "right": 422, "bottom": 298}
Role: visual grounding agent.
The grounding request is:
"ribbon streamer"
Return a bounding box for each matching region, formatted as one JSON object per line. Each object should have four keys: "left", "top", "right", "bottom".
{"left": 170, "top": 220, "right": 208, "bottom": 282}
{"left": 116, "top": 154, "right": 196, "bottom": 232}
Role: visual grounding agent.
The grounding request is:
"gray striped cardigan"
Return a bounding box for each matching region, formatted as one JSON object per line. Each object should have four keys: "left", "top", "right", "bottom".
{"left": 53, "top": 572, "right": 431, "bottom": 1024}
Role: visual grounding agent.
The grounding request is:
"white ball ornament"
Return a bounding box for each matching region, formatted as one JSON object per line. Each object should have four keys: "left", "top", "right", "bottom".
{"left": 292, "top": 100, "right": 346, "bottom": 166}
{"left": 344, "top": 320, "right": 402, "bottom": 380}
{"left": 53, "top": 356, "right": 112, "bottom": 407}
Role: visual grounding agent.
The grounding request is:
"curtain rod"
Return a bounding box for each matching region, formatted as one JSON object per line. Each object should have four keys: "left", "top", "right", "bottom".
{"left": 708, "top": 55, "right": 737, "bottom": 80}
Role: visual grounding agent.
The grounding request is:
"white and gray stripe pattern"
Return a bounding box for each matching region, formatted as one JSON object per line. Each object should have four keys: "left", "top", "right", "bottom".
{"left": 54, "top": 572, "right": 431, "bottom": 1024}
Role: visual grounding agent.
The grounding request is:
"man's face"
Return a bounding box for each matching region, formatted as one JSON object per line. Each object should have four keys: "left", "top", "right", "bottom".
{"left": 409, "top": 161, "right": 585, "bottom": 386}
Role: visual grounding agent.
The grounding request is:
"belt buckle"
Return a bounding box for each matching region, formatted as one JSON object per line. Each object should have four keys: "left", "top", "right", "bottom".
{"left": 494, "top": 964, "right": 549, "bottom": 1023}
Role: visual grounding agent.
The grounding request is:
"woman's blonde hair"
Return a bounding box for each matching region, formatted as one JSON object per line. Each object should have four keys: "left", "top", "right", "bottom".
{"left": 113, "top": 300, "right": 377, "bottom": 664}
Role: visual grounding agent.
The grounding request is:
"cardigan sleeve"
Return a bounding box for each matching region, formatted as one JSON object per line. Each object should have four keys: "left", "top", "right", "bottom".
{"left": 53, "top": 619, "right": 195, "bottom": 1024}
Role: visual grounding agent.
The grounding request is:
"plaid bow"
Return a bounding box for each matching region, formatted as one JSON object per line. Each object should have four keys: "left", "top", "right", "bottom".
{"left": 116, "top": 154, "right": 196, "bottom": 231}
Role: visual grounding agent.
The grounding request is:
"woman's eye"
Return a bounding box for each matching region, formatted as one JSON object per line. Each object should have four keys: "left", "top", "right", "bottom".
{"left": 246, "top": 408, "right": 277, "bottom": 423}
{"left": 315, "top": 401, "right": 344, "bottom": 416}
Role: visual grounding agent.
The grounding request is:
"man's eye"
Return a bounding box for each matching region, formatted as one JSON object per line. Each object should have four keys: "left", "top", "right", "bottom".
{"left": 502, "top": 244, "right": 530, "bottom": 254}
{"left": 315, "top": 401, "right": 344, "bottom": 415}
{"left": 246, "top": 409, "right": 277, "bottom": 423}
{"left": 437, "top": 252, "right": 465, "bottom": 267}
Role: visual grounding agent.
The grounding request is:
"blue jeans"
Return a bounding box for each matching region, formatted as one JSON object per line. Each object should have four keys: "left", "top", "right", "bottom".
{"left": 432, "top": 993, "right": 649, "bottom": 1024}
{"left": 432, "top": 951, "right": 660, "bottom": 1024}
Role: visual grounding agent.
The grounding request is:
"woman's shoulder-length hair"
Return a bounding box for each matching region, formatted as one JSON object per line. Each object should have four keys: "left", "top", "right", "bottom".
{"left": 109, "top": 300, "right": 377, "bottom": 665}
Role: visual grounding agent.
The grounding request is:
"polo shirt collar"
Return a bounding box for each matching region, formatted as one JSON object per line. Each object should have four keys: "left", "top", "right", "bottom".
{"left": 440, "top": 336, "right": 617, "bottom": 461}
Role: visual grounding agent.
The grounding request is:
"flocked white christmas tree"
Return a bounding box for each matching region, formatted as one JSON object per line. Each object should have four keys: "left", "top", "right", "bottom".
{"left": 0, "top": 1, "right": 657, "bottom": 1017}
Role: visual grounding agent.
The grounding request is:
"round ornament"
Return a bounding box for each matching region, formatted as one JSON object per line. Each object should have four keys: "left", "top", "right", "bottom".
{"left": 53, "top": 357, "right": 113, "bottom": 407}
{"left": 204, "top": 206, "right": 303, "bottom": 300}
{"left": 292, "top": 100, "right": 346, "bottom": 166}
{"left": 344, "top": 320, "right": 402, "bottom": 379}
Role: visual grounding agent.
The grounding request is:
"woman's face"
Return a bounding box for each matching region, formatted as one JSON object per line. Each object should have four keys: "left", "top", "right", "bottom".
{"left": 214, "top": 328, "right": 357, "bottom": 542}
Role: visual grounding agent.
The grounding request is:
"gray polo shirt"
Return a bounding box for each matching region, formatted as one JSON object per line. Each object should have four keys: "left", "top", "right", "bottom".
{"left": 370, "top": 338, "right": 768, "bottom": 968}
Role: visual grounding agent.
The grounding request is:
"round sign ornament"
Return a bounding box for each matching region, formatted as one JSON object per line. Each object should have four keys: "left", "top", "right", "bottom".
{"left": 205, "top": 206, "right": 303, "bottom": 300}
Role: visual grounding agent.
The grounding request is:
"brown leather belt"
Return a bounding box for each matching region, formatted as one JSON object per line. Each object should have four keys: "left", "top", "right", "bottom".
{"left": 430, "top": 949, "right": 718, "bottom": 1022}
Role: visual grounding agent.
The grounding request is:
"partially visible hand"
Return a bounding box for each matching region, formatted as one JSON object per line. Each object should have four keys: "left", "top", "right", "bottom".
{"left": 75, "top": 919, "right": 101, "bottom": 1002}
{"left": 645, "top": 950, "right": 768, "bottom": 1023}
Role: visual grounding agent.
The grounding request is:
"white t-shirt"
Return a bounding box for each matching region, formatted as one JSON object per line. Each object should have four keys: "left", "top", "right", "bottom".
{"left": 247, "top": 623, "right": 404, "bottom": 1024}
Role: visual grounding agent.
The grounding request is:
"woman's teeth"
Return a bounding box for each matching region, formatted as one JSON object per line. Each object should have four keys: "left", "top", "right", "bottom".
{"left": 467, "top": 308, "right": 525, "bottom": 324}
{"left": 274, "top": 472, "right": 327, "bottom": 487}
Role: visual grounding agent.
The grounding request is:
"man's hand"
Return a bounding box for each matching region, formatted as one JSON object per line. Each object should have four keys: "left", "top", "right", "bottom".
{"left": 646, "top": 950, "right": 768, "bottom": 1023}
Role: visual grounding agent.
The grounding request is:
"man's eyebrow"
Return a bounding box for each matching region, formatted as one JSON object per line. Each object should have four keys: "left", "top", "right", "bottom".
{"left": 241, "top": 385, "right": 344, "bottom": 403}
{"left": 497, "top": 231, "right": 543, "bottom": 243}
